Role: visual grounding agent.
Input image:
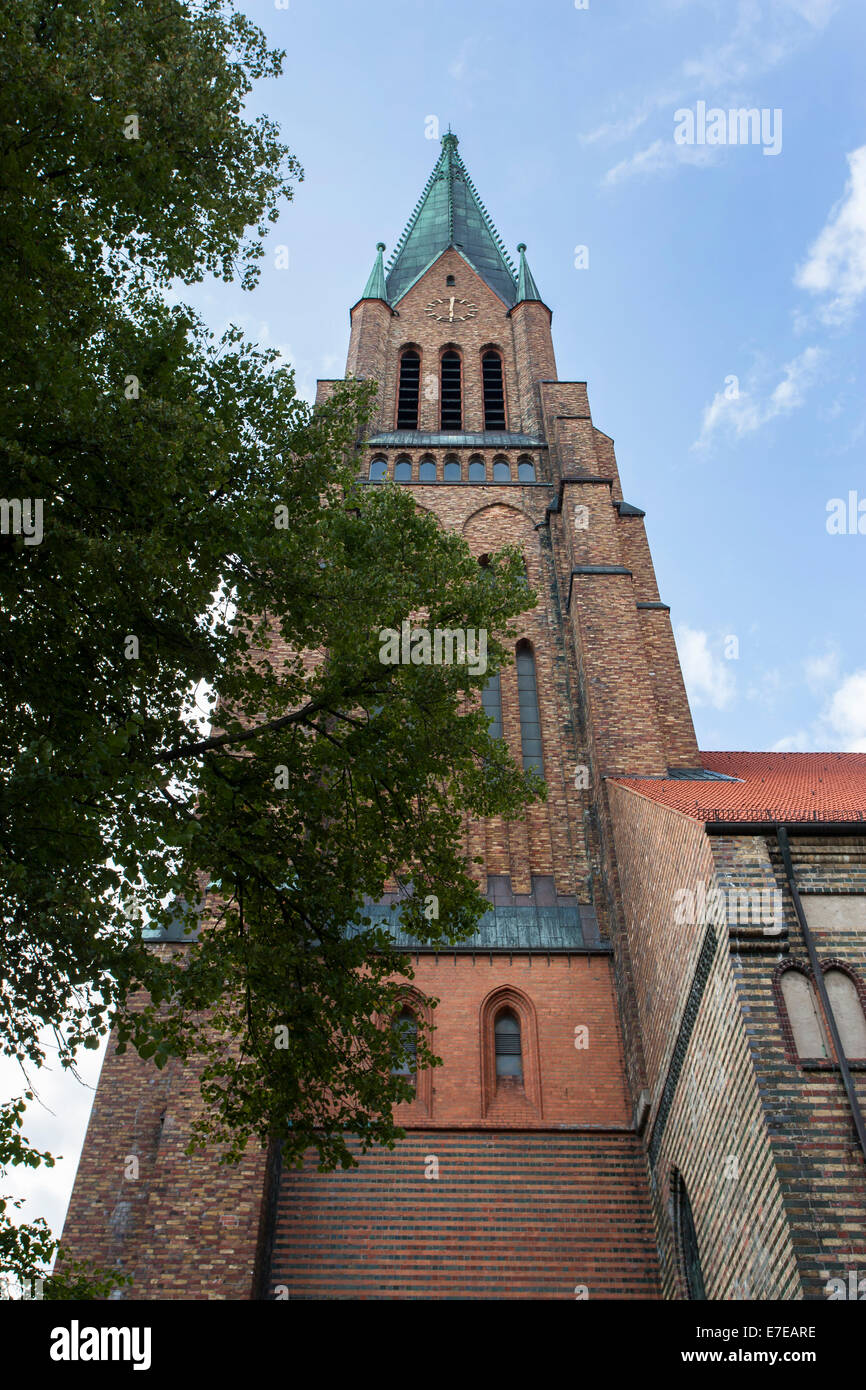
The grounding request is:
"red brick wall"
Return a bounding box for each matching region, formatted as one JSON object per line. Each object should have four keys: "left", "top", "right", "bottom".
{"left": 269, "top": 1131, "right": 660, "bottom": 1300}
{"left": 607, "top": 787, "right": 801, "bottom": 1299}
{"left": 389, "top": 955, "right": 631, "bottom": 1128}
{"left": 60, "top": 950, "right": 267, "bottom": 1300}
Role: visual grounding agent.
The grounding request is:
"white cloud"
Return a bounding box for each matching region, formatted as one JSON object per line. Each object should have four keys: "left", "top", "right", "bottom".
{"left": 746, "top": 667, "right": 784, "bottom": 708}
{"left": 778, "top": 0, "right": 837, "bottom": 27}
{"left": 804, "top": 647, "right": 840, "bottom": 693}
{"left": 579, "top": 110, "right": 651, "bottom": 147}
{"left": 675, "top": 625, "right": 737, "bottom": 709}
{"left": 822, "top": 669, "right": 866, "bottom": 751}
{"left": 771, "top": 729, "right": 812, "bottom": 751}
{"left": 595, "top": 0, "right": 835, "bottom": 182}
{"left": 693, "top": 346, "right": 824, "bottom": 448}
{"left": 795, "top": 146, "right": 866, "bottom": 324}
{"left": 603, "top": 137, "right": 718, "bottom": 187}
{"left": 448, "top": 39, "right": 475, "bottom": 81}
{"left": 773, "top": 665, "right": 866, "bottom": 751}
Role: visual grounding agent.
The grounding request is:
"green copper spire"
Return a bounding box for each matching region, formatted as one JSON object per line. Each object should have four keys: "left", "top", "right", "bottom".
{"left": 385, "top": 132, "right": 519, "bottom": 307}
{"left": 361, "top": 241, "right": 388, "bottom": 301}
{"left": 515, "top": 243, "right": 542, "bottom": 304}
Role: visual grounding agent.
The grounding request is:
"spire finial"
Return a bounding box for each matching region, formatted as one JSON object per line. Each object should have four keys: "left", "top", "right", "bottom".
{"left": 360, "top": 241, "right": 388, "bottom": 303}
{"left": 515, "top": 243, "right": 542, "bottom": 304}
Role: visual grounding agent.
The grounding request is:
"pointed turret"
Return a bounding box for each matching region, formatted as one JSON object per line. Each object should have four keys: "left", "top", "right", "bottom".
{"left": 360, "top": 242, "right": 388, "bottom": 302}
{"left": 515, "top": 243, "right": 543, "bottom": 304}
{"left": 384, "top": 132, "right": 519, "bottom": 307}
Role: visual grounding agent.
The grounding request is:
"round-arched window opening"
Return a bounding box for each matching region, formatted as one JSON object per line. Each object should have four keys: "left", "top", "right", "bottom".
{"left": 443, "top": 456, "right": 462, "bottom": 483}
{"left": 824, "top": 967, "right": 866, "bottom": 1058}
{"left": 482, "top": 350, "right": 506, "bottom": 431}
{"left": 391, "top": 1007, "right": 418, "bottom": 1089}
{"left": 418, "top": 456, "right": 437, "bottom": 483}
{"left": 394, "top": 457, "right": 412, "bottom": 482}
{"left": 517, "top": 457, "right": 536, "bottom": 483}
{"left": 440, "top": 351, "right": 462, "bottom": 430}
{"left": 368, "top": 457, "right": 387, "bottom": 483}
{"left": 493, "top": 458, "right": 511, "bottom": 483}
{"left": 397, "top": 350, "right": 421, "bottom": 430}
{"left": 446, "top": 274, "right": 456, "bottom": 287}
{"left": 468, "top": 456, "right": 486, "bottom": 483}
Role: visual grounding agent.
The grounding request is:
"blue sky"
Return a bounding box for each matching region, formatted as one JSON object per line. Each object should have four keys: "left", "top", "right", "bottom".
{"left": 5, "top": 0, "right": 866, "bottom": 1254}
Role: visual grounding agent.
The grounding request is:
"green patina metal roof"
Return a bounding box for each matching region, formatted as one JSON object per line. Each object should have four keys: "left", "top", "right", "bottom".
{"left": 515, "top": 243, "right": 542, "bottom": 304}
{"left": 361, "top": 241, "right": 388, "bottom": 302}
{"left": 383, "top": 132, "right": 520, "bottom": 308}
{"left": 347, "top": 901, "right": 602, "bottom": 952}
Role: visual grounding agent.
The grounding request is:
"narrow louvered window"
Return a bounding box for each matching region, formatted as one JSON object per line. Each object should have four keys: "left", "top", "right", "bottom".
{"left": 397, "top": 350, "right": 420, "bottom": 429}
{"left": 440, "top": 351, "right": 462, "bottom": 429}
{"left": 494, "top": 1009, "right": 522, "bottom": 1080}
{"left": 482, "top": 351, "right": 506, "bottom": 430}
{"left": 516, "top": 644, "right": 544, "bottom": 774}
{"left": 391, "top": 1007, "right": 417, "bottom": 1089}
{"left": 481, "top": 672, "right": 502, "bottom": 739}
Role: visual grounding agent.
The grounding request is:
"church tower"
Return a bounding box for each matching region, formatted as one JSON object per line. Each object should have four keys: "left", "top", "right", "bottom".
{"left": 61, "top": 133, "right": 866, "bottom": 1301}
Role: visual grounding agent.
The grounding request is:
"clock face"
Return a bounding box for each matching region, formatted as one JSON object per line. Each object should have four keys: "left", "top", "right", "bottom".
{"left": 425, "top": 296, "right": 478, "bottom": 323}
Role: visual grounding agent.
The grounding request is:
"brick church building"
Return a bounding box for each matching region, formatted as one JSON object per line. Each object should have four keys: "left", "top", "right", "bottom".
{"left": 62, "top": 133, "right": 866, "bottom": 1300}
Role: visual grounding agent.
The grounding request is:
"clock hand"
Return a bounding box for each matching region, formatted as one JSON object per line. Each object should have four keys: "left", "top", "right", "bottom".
{"left": 449, "top": 297, "right": 454, "bottom": 321}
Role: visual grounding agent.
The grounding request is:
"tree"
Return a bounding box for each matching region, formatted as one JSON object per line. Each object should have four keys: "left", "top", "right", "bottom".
{"left": 0, "top": 0, "right": 542, "bottom": 1290}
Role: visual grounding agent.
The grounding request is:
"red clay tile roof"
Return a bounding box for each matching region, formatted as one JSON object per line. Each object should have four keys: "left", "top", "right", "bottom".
{"left": 610, "top": 752, "right": 866, "bottom": 824}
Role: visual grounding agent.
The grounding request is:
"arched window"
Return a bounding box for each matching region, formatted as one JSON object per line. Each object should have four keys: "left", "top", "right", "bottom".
{"left": 440, "top": 351, "right": 462, "bottom": 430}
{"left": 391, "top": 1007, "right": 418, "bottom": 1089}
{"left": 824, "top": 968, "right": 866, "bottom": 1059}
{"left": 493, "top": 457, "right": 511, "bottom": 482}
{"left": 481, "top": 672, "right": 502, "bottom": 739}
{"left": 418, "top": 456, "right": 437, "bottom": 483}
{"left": 673, "top": 1172, "right": 706, "bottom": 1300}
{"left": 468, "top": 455, "right": 486, "bottom": 482}
{"left": 446, "top": 274, "right": 455, "bottom": 287}
{"left": 397, "top": 350, "right": 420, "bottom": 430}
{"left": 394, "top": 456, "right": 412, "bottom": 482}
{"left": 443, "top": 456, "right": 462, "bottom": 482}
{"left": 517, "top": 456, "right": 536, "bottom": 482}
{"left": 368, "top": 457, "right": 387, "bottom": 483}
{"left": 781, "top": 969, "right": 828, "bottom": 1058}
{"left": 494, "top": 1009, "right": 522, "bottom": 1082}
{"left": 516, "top": 643, "right": 544, "bottom": 774}
{"left": 480, "top": 986, "right": 542, "bottom": 1115}
{"left": 482, "top": 350, "right": 506, "bottom": 430}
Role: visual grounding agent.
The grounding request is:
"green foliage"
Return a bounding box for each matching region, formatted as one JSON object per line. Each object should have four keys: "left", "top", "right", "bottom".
{"left": 0, "top": 0, "right": 542, "bottom": 1290}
